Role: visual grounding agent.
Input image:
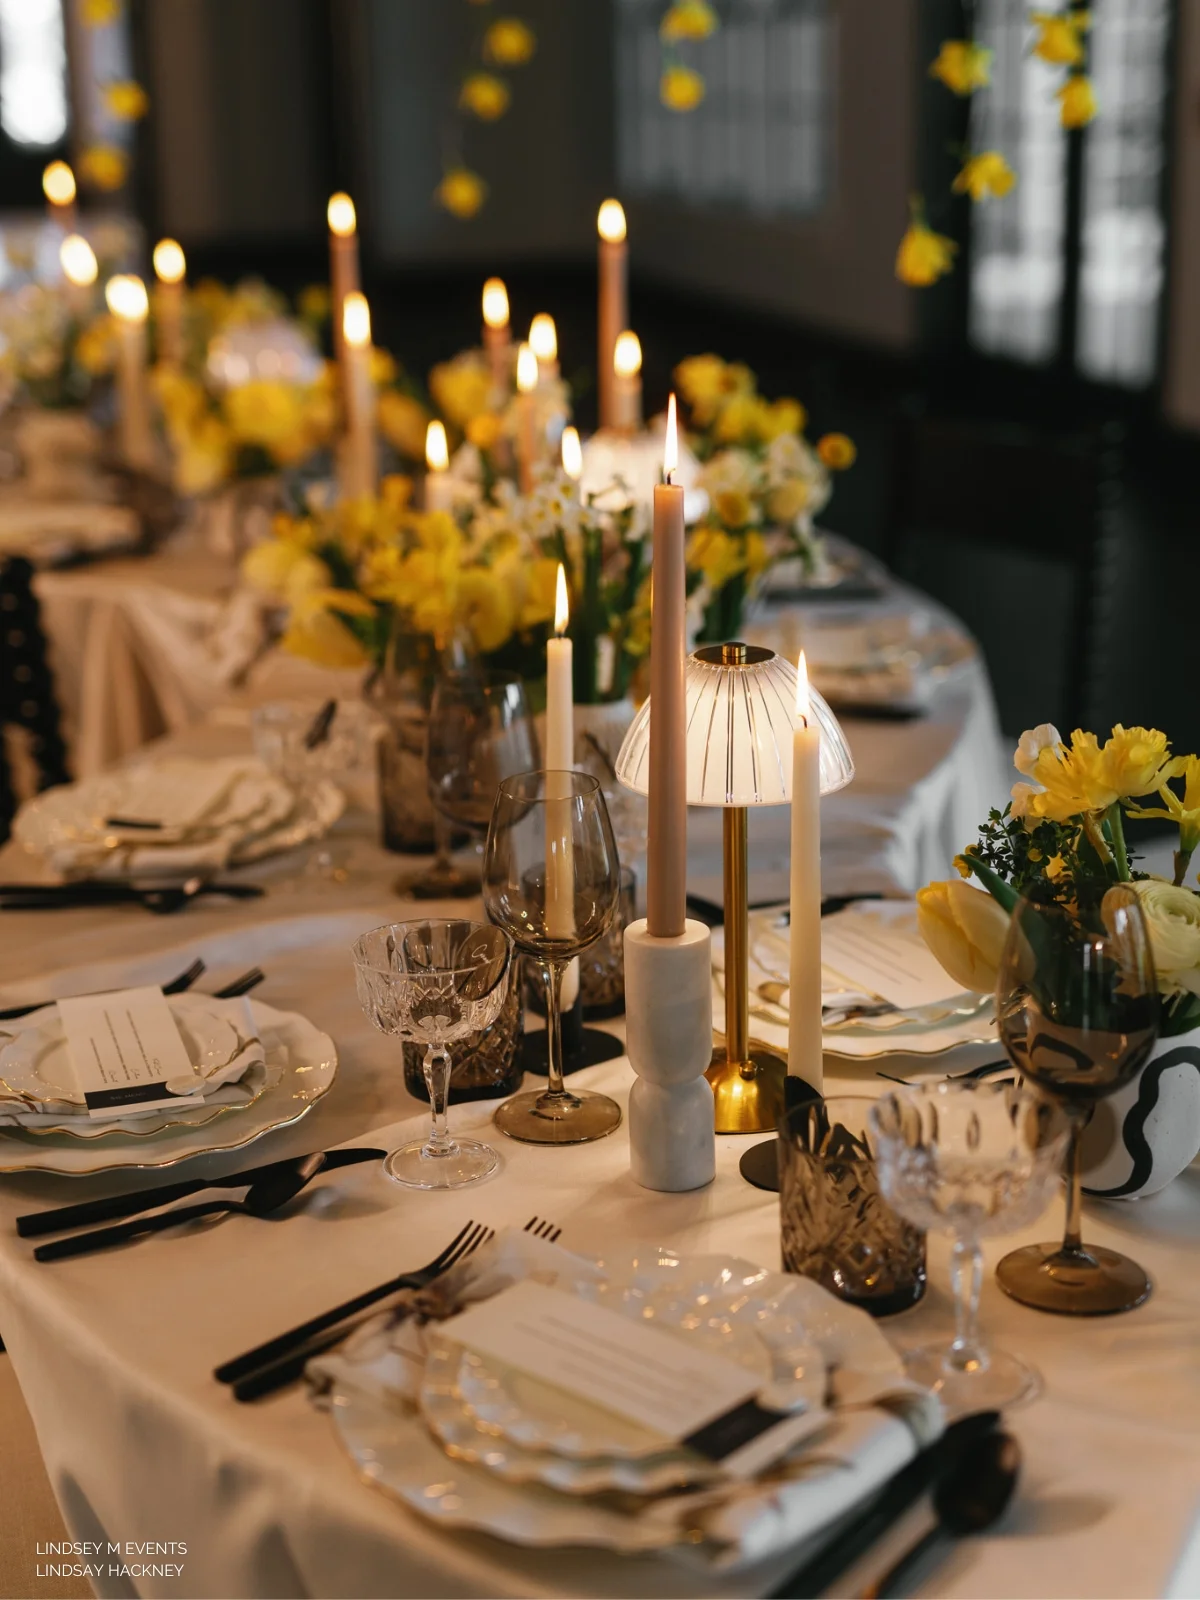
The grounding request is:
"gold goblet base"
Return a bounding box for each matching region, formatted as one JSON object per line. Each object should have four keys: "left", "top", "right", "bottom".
{"left": 706, "top": 1044, "right": 788, "bottom": 1134}
{"left": 494, "top": 1087, "right": 622, "bottom": 1145}
{"left": 996, "top": 1242, "right": 1151, "bottom": 1316}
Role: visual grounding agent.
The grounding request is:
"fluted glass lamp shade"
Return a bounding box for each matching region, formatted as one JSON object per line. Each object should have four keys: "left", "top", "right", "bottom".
{"left": 616, "top": 644, "right": 854, "bottom": 806}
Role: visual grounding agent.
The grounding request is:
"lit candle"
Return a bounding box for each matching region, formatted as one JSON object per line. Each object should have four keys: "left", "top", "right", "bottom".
{"left": 596, "top": 199, "right": 627, "bottom": 432}
{"left": 546, "top": 563, "right": 575, "bottom": 940}
{"left": 529, "top": 313, "right": 559, "bottom": 383}
{"left": 424, "top": 418, "right": 454, "bottom": 513}
{"left": 561, "top": 424, "right": 582, "bottom": 481}
{"left": 515, "top": 340, "right": 539, "bottom": 494}
{"left": 105, "top": 275, "right": 155, "bottom": 474}
{"left": 612, "top": 330, "right": 642, "bottom": 435}
{"left": 788, "top": 652, "right": 823, "bottom": 1094}
{"left": 647, "top": 394, "right": 687, "bottom": 939}
{"left": 327, "top": 192, "right": 360, "bottom": 379}
{"left": 482, "top": 276, "right": 511, "bottom": 394}
{"left": 340, "top": 291, "right": 377, "bottom": 500}
{"left": 152, "top": 238, "right": 186, "bottom": 368}
{"left": 59, "top": 233, "right": 97, "bottom": 319}
{"left": 43, "top": 161, "right": 76, "bottom": 230}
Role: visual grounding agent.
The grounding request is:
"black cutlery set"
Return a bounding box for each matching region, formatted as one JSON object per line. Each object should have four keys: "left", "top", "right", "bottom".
{"left": 0, "top": 879, "right": 267, "bottom": 914}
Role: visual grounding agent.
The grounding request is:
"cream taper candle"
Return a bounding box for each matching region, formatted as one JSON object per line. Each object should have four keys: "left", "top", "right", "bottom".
{"left": 327, "top": 193, "right": 360, "bottom": 381}
{"left": 647, "top": 394, "right": 687, "bottom": 939}
{"left": 612, "top": 330, "right": 643, "bottom": 435}
{"left": 597, "top": 199, "right": 627, "bottom": 431}
{"left": 424, "top": 419, "right": 454, "bottom": 513}
{"left": 546, "top": 564, "right": 575, "bottom": 941}
{"left": 152, "top": 239, "right": 186, "bottom": 368}
{"left": 60, "top": 234, "right": 97, "bottom": 320}
{"left": 482, "top": 277, "right": 511, "bottom": 394}
{"left": 515, "top": 340, "right": 538, "bottom": 494}
{"left": 788, "top": 651, "right": 823, "bottom": 1093}
{"left": 340, "top": 291, "right": 377, "bottom": 500}
{"left": 43, "top": 161, "right": 76, "bottom": 231}
{"left": 529, "top": 313, "right": 559, "bottom": 383}
{"left": 105, "top": 275, "right": 155, "bottom": 474}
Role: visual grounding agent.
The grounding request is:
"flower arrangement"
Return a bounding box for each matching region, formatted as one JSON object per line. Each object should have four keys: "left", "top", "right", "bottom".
{"left": 673, "top": 354, "right": 856, "bottom": 642}
{"left": 919, "top": 723, "right": 1200, "bottom": 1037}
{"left": 0, "top": 284, "right": 118, "bottom": 409}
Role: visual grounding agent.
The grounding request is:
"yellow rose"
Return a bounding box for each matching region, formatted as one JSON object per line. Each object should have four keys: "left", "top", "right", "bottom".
{"left": 661, "top": 65, "right": 706, "bottom": 112}
{"left": 1058, "top": 73, "right": 1097, "bottom": 129}
{"left": 917, "top": 880, "right": 1011, "bottom": 994}
{"left": 460, "top": 72, "right": 511, "bottom": 120}
{"left": 1030, "top": 10, "right": 1090, "bottom": 66}
{"left": 712, "top": 487, "right": 756, "bottom": 529}
{"left": 483, "top": 19, "right": 536, "bottom": 64}
{"left": 103, "top": 80, "right": 148, "bottom": 120}
{"left": 895, "top": 218, "right": 958, "bottom": 287}
{"left": 952, "top": 151, "right": 1017, "bottom": 202}
{"left": 928, "top": 40, "right": 992, "bottom": 95}
{"left": 517, "top": 556, "right": 561, "bottom": 629}
{"left": 767, "top": 477, "right": 810, "bottom": 525}
{"left": 377, "top": 389, "right": 430, "bottom": 459}
{"left": 816, "top": 432, "right": 857, "bottom": 470}
{"left": 78, "top": 144, "right": 128, "bottom": 192}
{"left": 660, "top": 1, "right": 718, "bottom": 41}
{"left": 436, "top": 167, "right": 487, "bottom": 219}
{"left": 1128, "top": 880, "right": 1200, "bottom": 999}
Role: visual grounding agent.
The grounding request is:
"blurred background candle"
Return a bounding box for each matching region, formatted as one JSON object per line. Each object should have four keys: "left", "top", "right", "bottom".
{"left": 59, "top": 234, "right": 97, "bottom": 318}
{"left": 612, "top": 330, "right": 643, "bottom": 435}
{"left": 546, "top": 563, "right": 575, "bottom": 939}
{"left": 647, "top": 394, "right": 687, "bottom": 938}
{"left": 152, "top": 238, "right": 186, "bottom": 368}
{"left": 42, "top": 160, "right": 76, "bottom": 229}
{"left": 340, "top": 290, "right": 377, "bottom": 500}
{"left": 529, "top": 313, "right": 559, "bottom": 382}
{"left": 788, "top": 651, "right": 823, "bottom": 1094}
{"left": 105, "top": 275, "right": 155, "bottom": 474}
{"left": 327, "top": 192, "right": 360, "bottom": 378}
{"left": 561, "top": 424, "right": 582, "bottom": 481}
{"left": 424, "top": 418, "right": 453, "bottom": 513}
{"left": 515, "top": 339, "right": 538, "bottom": 493}
{"left": 596, "top": 199, "right": 627, "bottom": 432}
{"left": 482, "top": 276, "right": 511, "bottom": 392}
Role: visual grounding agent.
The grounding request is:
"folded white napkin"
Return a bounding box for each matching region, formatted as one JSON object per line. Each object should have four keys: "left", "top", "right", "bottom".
{"left": 0, "top": 496, "right": 140, "bottom": 563}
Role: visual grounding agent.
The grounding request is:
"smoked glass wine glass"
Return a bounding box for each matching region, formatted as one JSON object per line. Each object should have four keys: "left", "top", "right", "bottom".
{"left": 483, "top": 771, "right": 621, "bottom": 1143}
{"left": 994, "top": 888, "right": 1159, "bottom": 1315}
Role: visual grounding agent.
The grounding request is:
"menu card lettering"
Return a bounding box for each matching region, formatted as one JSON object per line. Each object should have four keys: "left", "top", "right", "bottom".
{"left": 58, "top": 986, "right": 201, "bottom": 1118}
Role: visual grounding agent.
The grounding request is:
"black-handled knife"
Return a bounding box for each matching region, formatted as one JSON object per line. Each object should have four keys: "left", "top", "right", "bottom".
{"left": 16, "top": 1147, "right": 385, "bottom": 1238}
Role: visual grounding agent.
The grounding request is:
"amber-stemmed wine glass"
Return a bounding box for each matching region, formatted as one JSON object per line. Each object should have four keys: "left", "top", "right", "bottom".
{"left": 994, "top": 887, "right": 1159, "bottom": 1315}
{"left": 483, "top": 770, "right": 621, "bottom": 1143}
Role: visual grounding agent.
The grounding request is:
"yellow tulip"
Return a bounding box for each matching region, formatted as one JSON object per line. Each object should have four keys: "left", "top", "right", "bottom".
{"left": 1030, "top": 10, "right": 1090, "bottom": 67}
{"left": 929, "top": 39, "right": 992, "bottom": 95}
{"left": 895, "top": 218, "right": 958, "bottom": 287}
{"left": 817, "top": 432, "right": 857, "bottom": 470}
{"left": 460, "top": 72, "right": 511, "bottom": 120}
{"left": 917, "top": 880, "right": 1011, "bottom": 994}
{"left": 660, "top": 1, "right": 718, "bottom": 42}
{"left": 660, "top": 65, "right": 706, "bottom": 112}
{"left": 78, "top": 144, "right": 128, "bottom": 192}
{"left": 436, "top": 167, "right": 487, "bottom": 219}
{"left": 952, "top": 151, "right": 1017, "bottom": 202}
{"left": 377, "top": 389, "right": 430, "bottom": 459}
{"left": 1058, "top": 73, "right": 1097, "bottom": 128}
{"left": 102, "top": 80, "right": 148, "bottom": 120}
{"left": 483, "top": 19, "right": 536, "bottom": 65}
{"left": 458, "top": 568, "right": 515, "bottom": 654}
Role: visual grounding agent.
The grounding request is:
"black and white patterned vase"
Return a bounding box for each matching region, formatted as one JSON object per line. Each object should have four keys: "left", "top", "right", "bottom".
{"left": 1080, "top": 1033, "right": 1200, "bottom": 1201}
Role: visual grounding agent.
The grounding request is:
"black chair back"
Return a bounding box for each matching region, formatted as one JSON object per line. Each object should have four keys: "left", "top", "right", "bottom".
{"left": 0, "top": 557, "right": 70, "bottom": 842}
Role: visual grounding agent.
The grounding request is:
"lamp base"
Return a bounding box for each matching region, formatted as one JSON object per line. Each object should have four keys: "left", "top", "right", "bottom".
{"left": 706, "top": 1044, "right": 788, "bottom": 1134}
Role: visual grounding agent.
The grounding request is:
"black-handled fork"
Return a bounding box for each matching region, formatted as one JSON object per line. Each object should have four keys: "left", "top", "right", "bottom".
{"left": 0, "top": 958, "right": 206, "bottom": 1021}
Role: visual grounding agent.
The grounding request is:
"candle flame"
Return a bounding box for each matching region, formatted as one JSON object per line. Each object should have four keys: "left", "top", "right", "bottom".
{"left": 43, "top": 160, "right": 75, "bottom": 206}
{"left": 105, "top": 274, "right": 149, "bottom": 323}
{"left": 327, "top": 192, "right": 356, "bottom": 236}
{"left": 152, "top": 238, "right": 186, "bottom": 284}
{"left": 515, "top": 341, "right": 538, "bottom": 393}
{"left": 561, "top": 425, "right": 582, "bottom": 481}
{"left": 795, "top": 651, "right": 810, "bottom": 725}
{"left": 597, "top": 198, "right": 626, "bottom": 243}
{"left": 425, "top": 419, "right": 449, "bottom": 473}
{"left": 663, "top": 393, "right": 678, "bottom": 481}
{"left": 529, "top": 312, "right": 557, "bottom": 362}
{"left": 554, "top": 562, "right": 569, "bottom": 636}
{"left": 60, "top": 234, "right": 97, "bottom": 288}
{"left": 342, "top": 290, "right": 371, "bottom": 347}
{"left": 613, "top": 329, "right": 641, "bottom": 378}
{"left": 482, "top": 276, "right": 509, "bottom": 329}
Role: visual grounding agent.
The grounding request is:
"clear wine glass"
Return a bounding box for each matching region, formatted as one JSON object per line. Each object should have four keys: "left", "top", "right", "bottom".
{"left": 871, "top": 1080, "right": 1070, "bottom": 1412}
{"left": 482, "top": 770, "right": 622, "bottom": 1143}
{"left": 994, "top": 887, "right": 1159, "bottom": 1315}
{"left": 352, "top": 919, "right": 511, "bottom": 1188}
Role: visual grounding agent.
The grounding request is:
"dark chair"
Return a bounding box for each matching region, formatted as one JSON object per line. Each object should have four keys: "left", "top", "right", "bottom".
{"left": 885, "top": 408, "right": 1124, "bottom": 736}
{"left": 0, "top": 557, "right": 70, "bottom": 842}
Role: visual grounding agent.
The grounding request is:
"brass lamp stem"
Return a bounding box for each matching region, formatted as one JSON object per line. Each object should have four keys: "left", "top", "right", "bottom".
{"left": 723, "top": 803, "right": 750, "bottom": 1068}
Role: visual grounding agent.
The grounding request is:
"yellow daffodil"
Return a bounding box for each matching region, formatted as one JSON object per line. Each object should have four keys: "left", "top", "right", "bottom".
{"left": 953, "top": 151, "right": 1017, "bottom": 201}
{"left": 713, "top": 392, "right": 765, "bottom": 445}
{"left": 460, "top": 72, "right": 511, "bottom": 120}
{"left": 660, "top": 1, "right": 718, "bottom": 42}
{"left": 171, "top": 415, "right": 231, "bottom": 497}
{"left": 224, "top": 381, "right": 310, "bottom": 461}
{"left": 82, "top": 0, "right": 121, "bottom": 24}
{"left": 675, "top": 353, "right": 755, "bottom": 425}
{"left": 430, "top": 352, "right": 492, "bottom": 428}
{"left": 436, "top": 167, "right": 487, "bottom": 219}
{"left": 1058, "top": 73, "right": 1097, "bottom": 128}
{"left": 466, "top": 412, "right": 503, "bottom": 451}
{"left": 1127, "top": 754, "right": 1200, "bottom": 883}
{"left": 515, "top": 557, "right": 561, "bottom": 629}
{"left": 687, "top": 525, "right": 744, "bottom": 589}
{"left": 103, "top": 80, "right": 148, "bottom": 120}
{"left": 744, "top": 530, "right": 770, "bottom": 580}
{"left": 712, "top": 488, "right": 756, "bottom": 529}
{"left": 929, "top": 39, "right": 992, "bottom": 95}
{"left": 281, "top": 604, "right": 369, "bottom": 671}
{"left": 483, "top": 18, "right": 536, "bottom": 65}
{"left": 1015, "top": 724, "right": 1174, "bottom": 821}
{"left": 458, "top": 568, "right": 515, "bottom": 653}
{"left": 241, "top": 540, "right": 331, "bottom": 602}
{"left": 1030, "top": 10, "right": 1090, "bottom": 66}
{"left": 817, "top": 432, "right": 857, "bottom": 470}
{"left": 895, "top": 214, "right": 958, "bottom": 287}
{"left": 661, "top": 64, "right": 706, "bottom": 111}
{"left": 78, "top": 144, "right": 128, "bottom": 192}
{"left": 767, "top": 478, "right": 811, "bottom": 525}
{"left": 377, "top": 390, "right": 430, "bottom": 459}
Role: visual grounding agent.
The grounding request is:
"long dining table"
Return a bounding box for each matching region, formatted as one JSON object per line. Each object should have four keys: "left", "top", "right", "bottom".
{"left": 2, "top": 675, "right": 1200, "bottom": 1599}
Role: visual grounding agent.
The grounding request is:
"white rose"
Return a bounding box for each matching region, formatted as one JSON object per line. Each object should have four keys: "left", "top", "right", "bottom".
{"left": 1130, "top": 879, "right": 1200, "bottom": 998}
{"left": 697, "top": 447, "right": 760, "bottom": 500}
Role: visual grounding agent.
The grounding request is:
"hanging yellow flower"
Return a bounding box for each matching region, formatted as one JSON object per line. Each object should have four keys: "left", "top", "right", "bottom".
{"left": 78, "top": 144, "right": 129, "bottom": 192}
{"left": 81, "top": 0, "right": 121, "bottom": 23}
{"left": 817, "top": 433, "right": 857, "bottom": 470}
{"left": 436, "top": 167, "right": 488, "bottom": 219}
{"left": 952, "top": 151, "right": 1018, "bottom": 201}
{"left": 661, "top": 64, "right": 706, "bottom": 111}
{"left": 377, "top": 391, "right": 430, "bottom": 460}
{"left": 895, "top": 211, "right": 958, "bottom": 288}
{"left": 483, "top": 19, "right": 536, "bottom": 65}
{"left": 929, "top": 40, "right": 992, "bottom": 96}
{"left": 103, "top": 80, "right": 149, "bottom": 120}
{"left": 660, "top": 1, "right": 718, "bottom": 42}
{"left": 1058, "top": 72, "right": 1097, "bottom": 128}
{"left": 460, "top": 72, "right": 511, "bottom": 120}
{"left": 1030, "top": 10, "right": 1091, "bottom": 66}
{"left": 297, "top": 284, "right": 331, "bottom": 323}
